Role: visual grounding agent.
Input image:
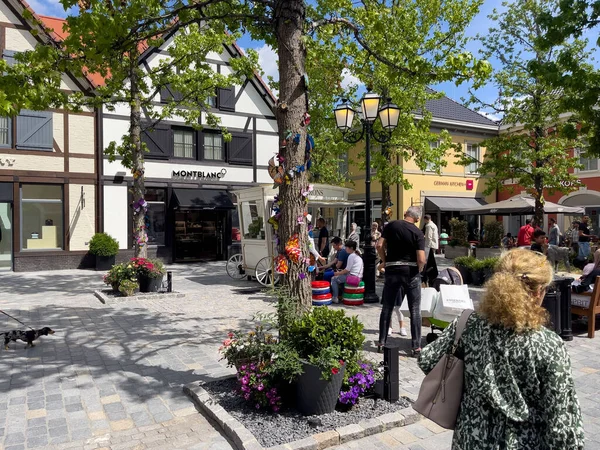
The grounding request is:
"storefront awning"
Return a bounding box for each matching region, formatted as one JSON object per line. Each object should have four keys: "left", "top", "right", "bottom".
{"left": 171, "top": 189, "right": 235, "bottom": 210}
{"left": 425, "top": 196, "right": 487, "bottom": 212}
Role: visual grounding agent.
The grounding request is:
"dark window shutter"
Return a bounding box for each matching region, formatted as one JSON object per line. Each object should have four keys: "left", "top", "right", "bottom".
{"left": 218, "top": 86, "right": 236, "bottom": 112}
{"left": 16, "top": 110, "right": 53, "bottom": 150}
{"left": 160, "top": 84, "right": 184, "bottom": 103}
{"left": 142, "top": 124, "right": 172, "bottom": 159}
{"left": 228, "top": 133, "right": 253, "bottom": 165}
{"left": 3, "top": 50, "right": 16, "bottom": 66}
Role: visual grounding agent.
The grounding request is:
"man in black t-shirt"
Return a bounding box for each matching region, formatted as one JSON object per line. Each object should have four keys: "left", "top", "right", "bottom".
{"left": 317, "top": 218, "right": 330, "bottom": 258}
{"left": 579, "top": 216, "right": 593, "bottom": 259}
{"left": 376, "top": 206, "right": 426, "bottom": 356}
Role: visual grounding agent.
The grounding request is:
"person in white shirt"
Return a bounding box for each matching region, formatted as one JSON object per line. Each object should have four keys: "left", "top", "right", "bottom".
{"left": 331, "top": 240, "right": 364, "bottom": 302}
{"left": 423, "top": 214, "right": 439, "bottom": 258}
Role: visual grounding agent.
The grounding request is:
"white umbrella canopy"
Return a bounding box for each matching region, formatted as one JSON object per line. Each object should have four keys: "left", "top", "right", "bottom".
{"left": 461, "top": 195, "right": 585, "bottom": 215}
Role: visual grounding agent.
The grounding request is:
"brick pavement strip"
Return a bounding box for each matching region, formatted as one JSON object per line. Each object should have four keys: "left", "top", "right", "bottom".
{"left": 0, "top": 262, "right": 599, "bottom": 450}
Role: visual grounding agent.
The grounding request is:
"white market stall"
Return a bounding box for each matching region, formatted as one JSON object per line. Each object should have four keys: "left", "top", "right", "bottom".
{"left": 226, "top": 184, "right": 362, "bottom": 285}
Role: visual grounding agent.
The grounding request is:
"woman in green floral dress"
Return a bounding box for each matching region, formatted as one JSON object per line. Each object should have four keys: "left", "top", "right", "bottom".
{"left": 418, "top": 249, "right": 584, "bottom": 449}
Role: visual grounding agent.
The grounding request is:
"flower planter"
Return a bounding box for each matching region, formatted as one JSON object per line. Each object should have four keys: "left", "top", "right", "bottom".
{"left": 96, "top": 255, "right": 116, "bottom": 271}
{"left": 296, "top": 361, "right": 345, "bottom": 416}
{"left": 445, "top": 246, "right": 470, "bottom": 260}
{"left": 470, "top": 269, "right": 485, "bottom": 286}
{"left": 475, "top": 248, "right": 502, "bottom": 259}
{"left": 483, "top": 268, "right": 494, "bottom": 283}
{"left": 138, "top": 275, "right": 163, "bottom": 293}
{"left": 454, "top": 265, "right": 472, "bottom": 285}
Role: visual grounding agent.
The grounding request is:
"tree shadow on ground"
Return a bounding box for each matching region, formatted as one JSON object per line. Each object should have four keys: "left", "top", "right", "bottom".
{"left": 0, "top": 304, "right": 254, "bottom": 405}
{"left": 0, "top": 272, "right": 104, "bottom": 297}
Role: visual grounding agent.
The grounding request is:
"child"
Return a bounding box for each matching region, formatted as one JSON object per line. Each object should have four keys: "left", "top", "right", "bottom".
{"left": 439, "top": 229, "right": 449, "bottom": 254}
{"left": 530, "top": 229, "right": 547, "bottom": 253}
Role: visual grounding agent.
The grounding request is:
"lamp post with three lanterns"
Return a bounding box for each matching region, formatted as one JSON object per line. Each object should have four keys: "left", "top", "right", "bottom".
{"left": 334, "top": 91, "right": 400, "bottom": 303}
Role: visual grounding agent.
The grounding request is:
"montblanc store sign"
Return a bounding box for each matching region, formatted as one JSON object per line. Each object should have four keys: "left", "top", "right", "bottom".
{"left": 172, "top": 168, "right": 227, "bottom": 180}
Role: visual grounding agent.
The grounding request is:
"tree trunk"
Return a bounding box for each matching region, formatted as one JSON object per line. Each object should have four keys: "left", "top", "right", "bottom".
{"left": 275, "top": 0, "right": 311, "bottom": 309}
{"left": 130, "top": 64, "right": 147, "bottom": 258}
{"left": 533, "top": 171, "right": 544, "bottom": 227}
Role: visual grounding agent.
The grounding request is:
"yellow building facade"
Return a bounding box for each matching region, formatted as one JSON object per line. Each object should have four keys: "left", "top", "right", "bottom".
{"left": 345, "top": 96, "right": 499, "bottom": 235}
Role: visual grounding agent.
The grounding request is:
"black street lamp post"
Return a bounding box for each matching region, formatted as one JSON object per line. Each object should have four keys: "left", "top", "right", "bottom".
{"left": 334, "top": 92, "right": 400, "bottom": 303}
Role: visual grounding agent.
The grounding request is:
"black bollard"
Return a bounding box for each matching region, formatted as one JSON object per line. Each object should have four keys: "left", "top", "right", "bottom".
{"left": 383, "top": 345, "right": 399, "bottom": 402}
{"left": 167, "top": 271, "right": 172, "bottom": 293}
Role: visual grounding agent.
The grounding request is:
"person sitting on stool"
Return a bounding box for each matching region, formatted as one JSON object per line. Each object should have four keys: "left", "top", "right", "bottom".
{"left": 330, "top": 240, "right": 364, "bottom": 303}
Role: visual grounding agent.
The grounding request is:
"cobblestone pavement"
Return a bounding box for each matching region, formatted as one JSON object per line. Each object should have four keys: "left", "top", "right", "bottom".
{"left": 0, "top": 259, "right": 598, "bottom": 449}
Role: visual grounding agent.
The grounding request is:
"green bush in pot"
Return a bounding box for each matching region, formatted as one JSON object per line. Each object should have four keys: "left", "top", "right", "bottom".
{"left": 482, "top": 221, "right": 504, "bottom": 248}
{"left": 89, "top": 233, "right": 119, "bottom": 271}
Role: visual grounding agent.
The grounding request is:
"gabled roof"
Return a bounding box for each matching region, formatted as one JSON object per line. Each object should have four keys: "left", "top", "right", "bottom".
{"left": 6, "top": 0, "right": 97, "bottom": 91}
{"left": 424, "top": 88, "right": 498, "bottom": 127}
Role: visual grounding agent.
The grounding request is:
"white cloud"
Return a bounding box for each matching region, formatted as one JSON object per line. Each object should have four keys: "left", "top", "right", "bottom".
{"left": 256, "top": 44, "right": 278, "bottom": 82}
{"left": 340, "top": 68, "right": 361, "bottom": 89}
{"left": 27, "top": 0, "right": 67, "bottom": 17}
{"left": 479, "top": 111, "right": 502, "bottom": 122}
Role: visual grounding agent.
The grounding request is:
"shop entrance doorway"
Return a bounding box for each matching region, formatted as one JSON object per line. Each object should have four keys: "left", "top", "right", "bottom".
{"left": 0, "top": 202, "right": 12, "bottom": 270}
{"left": 174, "top": 210, "right": 226, "bottom": 262}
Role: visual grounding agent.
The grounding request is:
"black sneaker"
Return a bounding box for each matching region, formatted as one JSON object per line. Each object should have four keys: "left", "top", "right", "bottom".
{"left": 411, "top": 348, "right": 421, "bottom": 358}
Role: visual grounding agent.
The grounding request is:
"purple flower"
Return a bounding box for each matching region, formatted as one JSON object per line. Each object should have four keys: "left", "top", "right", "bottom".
{"left": 241, "top": 376, "right": 249, "bottom": 385}
{"left": 273, "top": 406, "right": 280, "bottom": 412}
{"left": 255, "top": 403, "right": 261, "bottom": 409}
{"left": 240, "top": 365, "right": 247, "bottom": 370}
{"left": 257, "top": 384, "right": 264, "bottom": 391}
{"left": 244, "top": 393, "right": 251, "bottom": 400}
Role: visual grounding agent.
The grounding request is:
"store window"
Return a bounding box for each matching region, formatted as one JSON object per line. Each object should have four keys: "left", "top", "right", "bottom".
{"left": 21, "top": 184, "right": 63, "bottom": 250}
{"left": 240, "top": 200, "right": 264, "bottom": 239}
{"left": 466, "top": 143, "right": 480, "bottom": 174}
{"left": 204, "top": 133, "right": 224, "bottom": 161}
{"left": 145, "top": 188, "right": 166, "bottom": 245}
{"left": 579, "top": 148, "right": 598, "bottom": 172}
{"left": 173, "top": 129, "right": 195, "bottom": 159}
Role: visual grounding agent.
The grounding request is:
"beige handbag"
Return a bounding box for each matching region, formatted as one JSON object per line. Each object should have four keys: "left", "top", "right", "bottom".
{"left": 413, "top": 309, "right": 473, "bottom": 430}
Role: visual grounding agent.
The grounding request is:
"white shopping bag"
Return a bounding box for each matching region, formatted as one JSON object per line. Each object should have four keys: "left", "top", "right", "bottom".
{"left": 435, "top": 284, "right": 473, "bottom": 319}
{"left": 399, "top": 287, "right": 439, "bottom": 318}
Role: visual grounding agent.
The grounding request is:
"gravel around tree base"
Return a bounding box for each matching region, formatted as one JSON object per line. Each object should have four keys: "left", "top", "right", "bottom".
{"left": 201, "top": 377, "right": 410, "bottom": 448}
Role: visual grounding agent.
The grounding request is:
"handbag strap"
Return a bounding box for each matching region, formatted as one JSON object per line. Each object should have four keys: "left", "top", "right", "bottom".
{"left": 451, "top": 309, "right": 474, "bottom": 354}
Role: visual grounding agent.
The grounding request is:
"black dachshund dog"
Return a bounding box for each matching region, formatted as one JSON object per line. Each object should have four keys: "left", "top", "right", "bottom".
{"left": 3, "top": 327, "right": 55, "bottom": 349}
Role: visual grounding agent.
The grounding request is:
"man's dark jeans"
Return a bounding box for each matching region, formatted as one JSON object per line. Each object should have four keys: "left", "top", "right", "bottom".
{"left": 378, "top": 267, "right": 422, "bottom": 349}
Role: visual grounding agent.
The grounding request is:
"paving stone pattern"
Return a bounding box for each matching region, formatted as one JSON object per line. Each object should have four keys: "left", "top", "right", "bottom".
{"left": 0, "top": 258, "right": 598, "bottom": 449}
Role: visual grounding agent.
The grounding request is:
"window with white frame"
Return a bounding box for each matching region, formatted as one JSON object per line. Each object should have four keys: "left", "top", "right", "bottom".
{"left": 426, "top": 141, "right": 439, "bottom": 172}
{"left": 173, "top": 129, "right": 194, "bottom": 158}
{"left": 0, "top": 117, "right": 10, "bottom": 147}
{"left": 204, "top": 133, "right": 224, "bottom": 160}
{"left": 579, "top": 147, "right": 598, "bottom": 172}
{"left": 466, "top": 143, "right": 480, "bottom": 174}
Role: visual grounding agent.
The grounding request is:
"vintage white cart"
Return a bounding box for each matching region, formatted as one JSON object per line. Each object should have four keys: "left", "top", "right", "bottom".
{"left": 226, "top": 184, "right": 361, "bottom": 286}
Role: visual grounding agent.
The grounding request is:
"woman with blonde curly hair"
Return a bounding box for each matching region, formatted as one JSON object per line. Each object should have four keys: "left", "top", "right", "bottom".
{"left": 418, "top": 249, "right": 584, "bottom": 449}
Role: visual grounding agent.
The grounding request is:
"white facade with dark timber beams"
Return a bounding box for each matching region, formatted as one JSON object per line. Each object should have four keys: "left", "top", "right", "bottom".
{"left": 101, "top": 37, "right": 278, "bottom": 263}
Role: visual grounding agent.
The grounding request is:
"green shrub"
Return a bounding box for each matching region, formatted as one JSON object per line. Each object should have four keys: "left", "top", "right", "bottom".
{"left": 449, "top": 218, "right": 469, "bottom": 247}
{"left": 89, "top": 233, "right": 119, "bottom": 257}
{"left": 103, "top": 262, "right": 137, "bottom": 291}
{"left": 118, "top": 279, "right": 138, "bottom": 296}
{"left": 481, "top": 257, "right": 500, "bottom": 270}
{"left": 454, "top": 256, "right": 476, "bottom": 269}
{"left": 482, "top": 221, "right": 504, "bottom": 248}
{"left": 287, "top": 307, "right": 364, "bottom": 380}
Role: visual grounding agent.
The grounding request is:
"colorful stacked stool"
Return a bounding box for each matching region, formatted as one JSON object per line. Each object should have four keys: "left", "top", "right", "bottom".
{"left": 311, "top": 281, "right": 332, "bottom": 306}
{"left": 342, "top": 281, "right": 365, "bottom": 306}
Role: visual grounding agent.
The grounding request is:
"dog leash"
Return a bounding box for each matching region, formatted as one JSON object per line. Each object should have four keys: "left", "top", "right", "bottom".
{"left": 0, "top": 310, "right": 35, "bottom": 331}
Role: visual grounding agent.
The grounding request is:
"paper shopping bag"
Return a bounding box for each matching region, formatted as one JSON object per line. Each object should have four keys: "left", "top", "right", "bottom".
{"left": 400, "top": 287, "right": 439, "bottom": 318}
{"left": 435, "top": 285, "right": 473, "bottom": 318}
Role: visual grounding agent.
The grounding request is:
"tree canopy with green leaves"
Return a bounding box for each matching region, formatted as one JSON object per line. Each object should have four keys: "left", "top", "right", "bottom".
{"left": 459, "top": 0, "right": 588, "bottom": 225}
{"left": 0, "top": 0, "right": 491, "bottom": 306}
{"left": 537, "top": 0, "right": 600, "bottom": 154}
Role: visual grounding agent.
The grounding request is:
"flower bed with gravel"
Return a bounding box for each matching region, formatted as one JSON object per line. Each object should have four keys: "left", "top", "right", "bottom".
{"left": 200, "top": 377, "right": 411, "bottom": 448}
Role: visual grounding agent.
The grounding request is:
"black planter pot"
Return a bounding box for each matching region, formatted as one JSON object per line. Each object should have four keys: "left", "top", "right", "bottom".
{"left": 276, "top": 381, "right": 297, "bottom": 408}
{"left": 455, "top": 265, "right": 471, "bottom": 284}
{"left": 96, "top": 255, "right": 116, "bottom": 271}
{"left": 483, "top": 268, "right": 494, "bottom": 283}
{"left": 139, "top": 275, "right": 163, "bottom": 293}
{"left": 471, "top": 270, "right": 485, "bottom": 286}
{"left": 296, "top": 362, "right": 345, "bottom": 416}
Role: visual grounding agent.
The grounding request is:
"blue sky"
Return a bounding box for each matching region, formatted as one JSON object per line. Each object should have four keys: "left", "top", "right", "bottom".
{"left": 32, "top": 0, "right": 598, "bottom": 119}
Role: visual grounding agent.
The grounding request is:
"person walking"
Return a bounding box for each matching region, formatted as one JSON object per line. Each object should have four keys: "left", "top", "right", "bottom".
{"left": 423, "top": 215, "right": 439, "bottom": 258}
{"left": 348, "top": 222, "right": 360, "bottom": 248}
{"left": 377, "top": 206, "right": 426, "bottom": 356}
{"left": 517, "top": 219, "right": 535, "bottom": 248}
{"left": 570, "top": 221, "right": 580, "bottom": 256}
{"left": 548, "top": 217, "right": 561, "bottom": 246}
{"left": 418, "top": 249, "right": 584, "bottom": 449}
{"left": 439, "top": 228, "right": 449, "bottom": 254}
{"left": 578, "top": 216, "right": 593, "bottom": 259}
{"left": 330, "top": 240, "right": 363, "bottom": 302}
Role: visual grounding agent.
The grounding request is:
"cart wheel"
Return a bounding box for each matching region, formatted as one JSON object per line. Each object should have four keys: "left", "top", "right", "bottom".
{"left": 255, "top": 257, "right": 282, "bottom": 286}
{"left": 226, "top": 253, "right": 245, "bottom": 280}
